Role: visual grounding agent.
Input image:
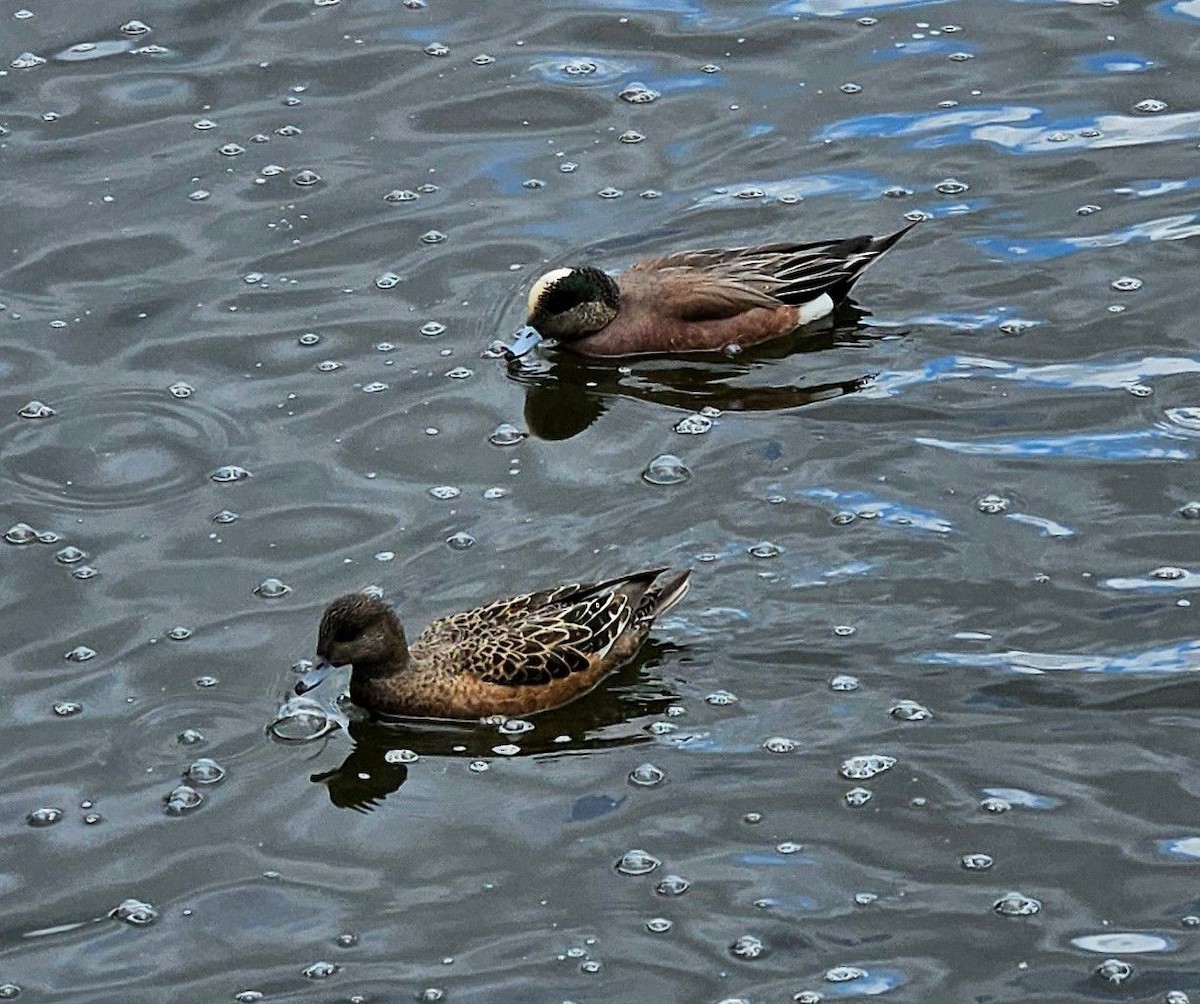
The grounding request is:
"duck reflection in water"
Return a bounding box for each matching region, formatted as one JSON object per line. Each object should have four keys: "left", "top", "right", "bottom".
{"left": 306, "top": 639, "right": 684, "bottom": 812}
{"left": 507, "top": 305, "right": 889, "bottom": 441}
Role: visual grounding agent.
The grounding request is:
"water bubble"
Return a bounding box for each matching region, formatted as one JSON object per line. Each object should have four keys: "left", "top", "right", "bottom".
{"left": 489, "top": 423, "right": 526, "bottom": 446}
{"left": 275, "top": 124, "right": 302, "bottom": 137}
{"left": 762, "top": 736, "right": 797, "bottom": 753}
{"left": 833, "top": 625, "right": 855, "bottom": 637}
{"left": 949, "top": 51, "right": 972, "bottom": 61}
{"left": 646, "top": 917, "right": 673, "bottom": 933}
{"left": 65, "top": 645, "right": 96, "bottom": 661}
{"left": 980, "top": 796, "right": 1011, "bottom": 813}
{"left": 841, "top": 754, "right": 895, "bottom": 780}
{"left": 445, "top": 366, "right": 473, "bottom": 380}
{"left": 211, "top": 465, "right": 251, "bottom": 482}
{"left": 421, "top": 321, "right": 447, "bottom": 337}
{"left": 641, "top": 454, "right": 690, "bottom": 485}
{"left": 747, "top": 541, "right": 781, "bottom": 559}
{"left": 1134, "top": 98, "right": 1167, "bottom": 113}
{"left": 993, "top": 891, "right": 1041, "bottom": 917}
{"left": 522, "top": 178, "right": 546, "bottom": 190}
{"left": 26, "top": 806, "right": 63, "bottom": 827}
{"left": 168, "top": 381, "right": 195, "bottom": 399}
{"left": 830, "top": 674, "right": 860, "bottom": 691}
{"left": 185, "top": 758, "right": 225, "bottom": 784}
{"left": 0, "top": 984, "right": 20, "bottom": 999}
{"left": 420, "top": 230, "right": 446, "bottom": 244}
{"left": 472, "top": 53, "right": 495, "bottom": 65}
{"left": 889, "top": 699, "right": 931, "bottom": 721}
{"left": 446, "top": 531, "right": 475, "bottom": 551}
{"left": 598, "top": 187, "right": 624, "bottom": 199}
{"left": 845, "top": 787, "right": 873, "bottom": 806}
{"left": 5, "top": 523, "right": 38, "bottom": 545}
{"left": 619, "top": 129, "right": 645, "bottom": 144}
{"left": 416, "top": 183, "right": 440, "bottom": 194}
{"left": 629, "top": 762, "right": 665, "bottom": 786}
{"left": 1126, "top": 383, "right": 1152, "bottom": 397}
{"left": 18, "top": 400, "right": 55, "bottom": 419}
{"left": 935, "top": 177, "right": 969, "bottom": 195}
{"left": 826, "top": 966, "right": 868, "bottom": 983}
{"left": 120, "top": 19, "right": 151, "bottom": 34}
{"left": 218, "top": 143, "right": 245, "bottom": 157}
{"left": 164, "top": 784, "right": 203, "bottom": 815}
{"left": 616, "top": 849, "right": 660, "bottom": 875}
{"left": 212, "top": 510, "right": 239, "bottom": 524}
{"left": 270, "top": 697, "right": 335, "bottom": 741}
{"left": 705, "top": 689, "right": 739, "bottom": 706}
{"left": 385, "top": 748, "right": 419, "bottom": 764}
{"left": 254, "top": 577, "right": 292, "bottom": 598}
{"left": 301, "top": 961, "right": 339, "bottom": 980}
{"left": 840, "top": 82, "right": 862, "bottom": 94}
{"left": 961, "top": 853, "right": 993, "bottom": 870}
{"left": 317, "top": 360, "right": 343, "bottom": 372}
{"left": 375, "top": 272, "right": 401, "bottom": 289}
{"left": 499, "top": 718, "right": 534, "bottom": 735}
{"left": 1178, "top": 502, "right": 1200, "bottom": 520}
{"left": 793, "top": 994, "right": 822, "bottom": 1004}
{"left": 1094, "top": 959, "right": 1132, "bottom": 983}
{"left": 1076, "top": 204, "right": 1102, "bottom": 216}
{"left": 362, "top": 382, "right": 388, "bottom": 393}
{"left": 730, "top": 934, "right": 765, "bottom": 959}
{"left": 418, "top": 990, "right": 443, "bottom": 1002}
{"left": 72, "top": 565, "right": 98, "bottom": 580}
{"left": 14, "top": 7, "right": 34, "bottom": 17}
{"left": 483, "top": 487, "right": 508, "bottom": 500}
{"left": 618, "top": 83, "right": 660, "bottom": 104}
{"left": 1111, "top": 276, "right": 1143, "bottom": 292}
{"left": 1167, "top": 993, "right": 1191, "bottom": 1004}
{"left": 1151, "top": 566, "right": 1186, "bottom": 580}
{"left": 298, "top": 332, "right": 321, "bottom": 346}
{"left": 655, "top": 874, "right": 690, "bottom": 896}
{"left": 178, "top": 728, "right": 205, "bottom": 744}
{"left": 292, "top": 169, "right": 322, "bottom": 187}
{"left": 424, "top": 41, "right": 449, "bottom": 56}
{"left": 53, "top": 701, "right": 83, "bottom": 717}
{"left": 111, "top": 898, "right": 158, "bottom": 925}
{"left": 1182, "top": 916, "right": 1200, "bottom": 928}
{"left": 976, "top": 493, "right": 1010, "bottom": 514}
{"left": 385, "top": 189, "right": 419, "bottom": 203}
{"left": 468, "top": 759, "right": 489, "bottom": 773}
{"left": 674, "top": 413, "right": 713, "bottom": 435}
{"left": 11, "top": 51, "right": 47, "bottom": 69}
{"left": 429, "top": 485, "right": 462, "bottom": 500}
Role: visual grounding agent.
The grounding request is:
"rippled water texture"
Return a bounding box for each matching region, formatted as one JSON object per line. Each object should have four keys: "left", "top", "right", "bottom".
{"left": 3, "top": 0, "right": 1200, "bottom": 1000}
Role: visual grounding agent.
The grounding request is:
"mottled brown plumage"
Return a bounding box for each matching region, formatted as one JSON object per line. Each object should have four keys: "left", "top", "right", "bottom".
{"left": 303, "top": 567, "right": 691, "bottom": 720}
{"left": 522, "top": 222, "right": 917, "bottom": 357}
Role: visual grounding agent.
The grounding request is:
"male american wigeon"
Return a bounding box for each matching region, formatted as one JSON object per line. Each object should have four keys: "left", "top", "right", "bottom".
{"left": 502, "top": 221, "right": 917, "bottom": 358}
{"left": 296, "top": 567, "right": 690, "bottom": 720}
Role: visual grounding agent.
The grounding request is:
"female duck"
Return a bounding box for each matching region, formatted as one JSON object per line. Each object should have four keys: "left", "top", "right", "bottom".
{"left": 297, "top": 567, "right": 691, "bottom": 720}
{"left": 507, "top": 221, "right": 917, "bottom": 358}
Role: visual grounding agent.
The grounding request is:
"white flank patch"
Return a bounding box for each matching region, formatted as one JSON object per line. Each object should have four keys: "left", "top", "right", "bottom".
{"left": 528, "top": 267, "right": 574, "bottom": 315}
{"left": 798, "top": 292, "right": 834, "bottom": 325}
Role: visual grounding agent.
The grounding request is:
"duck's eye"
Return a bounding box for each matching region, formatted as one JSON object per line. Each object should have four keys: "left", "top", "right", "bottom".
{"left": 333, "top": 623, "right": 359, "bottom": 643}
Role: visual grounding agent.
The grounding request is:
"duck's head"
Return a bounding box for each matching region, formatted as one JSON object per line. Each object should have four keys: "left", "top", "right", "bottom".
{"left": 526, "top": 266, "right": 620, "bottom": 341}
{"left": 296, "top": 593, "right": 407, "bottom": 694}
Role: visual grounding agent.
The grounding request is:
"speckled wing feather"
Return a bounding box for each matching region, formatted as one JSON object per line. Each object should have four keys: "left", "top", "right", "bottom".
{"left": 412, "top": 575, "right": 654, "bottom": 686}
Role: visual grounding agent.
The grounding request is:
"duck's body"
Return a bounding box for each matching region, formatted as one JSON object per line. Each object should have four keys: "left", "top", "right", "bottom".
{"left": 521, "top": 222, "right": 917, "bottom": 357}
{"left": 303, "top": 567, "right": 691, "bottom": 720}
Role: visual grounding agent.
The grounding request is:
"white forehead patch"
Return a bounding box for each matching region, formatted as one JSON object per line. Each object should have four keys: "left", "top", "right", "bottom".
{"left": 527, "top": 267, "right": 575, "bottom": 315}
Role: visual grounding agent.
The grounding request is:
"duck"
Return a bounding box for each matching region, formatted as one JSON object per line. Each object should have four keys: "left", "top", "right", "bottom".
{"left": 501, "top": 220, "right": 918, "bottom": 358}
{"left": 295, "top": 566, "right": 691, "bottom": 720}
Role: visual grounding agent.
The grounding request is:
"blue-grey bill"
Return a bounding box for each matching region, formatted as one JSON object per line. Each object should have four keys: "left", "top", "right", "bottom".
{"left": 295, "top": 659, "right": 335, "bottom": 695}
{"left": 498, "top": 324, "right": 543, "bottom": 360}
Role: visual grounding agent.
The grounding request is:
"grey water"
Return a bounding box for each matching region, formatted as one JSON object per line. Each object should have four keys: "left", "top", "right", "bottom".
{"left": 3, "top": 0, "right": 1200, "bottom": 1000}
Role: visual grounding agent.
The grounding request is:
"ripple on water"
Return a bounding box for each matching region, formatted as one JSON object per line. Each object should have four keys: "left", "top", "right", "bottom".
{"left": 2, "top": 389, "right": 242, "bottom": 510}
